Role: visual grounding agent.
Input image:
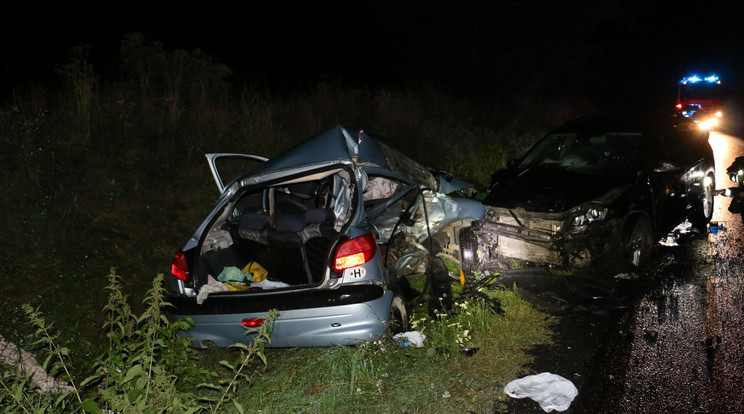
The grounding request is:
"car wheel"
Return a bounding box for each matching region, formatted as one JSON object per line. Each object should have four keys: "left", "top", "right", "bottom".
{"left": 624, "top": 216, "right": 653, "bottom": 271}
{"left": 691, "top": 173, "right": 715, "bottom": 230}
{"left": 459, "top": 228, "right": 478, "bottom": 286}
{"left": 388, "top": 295, "right": 409, "bottom": 335}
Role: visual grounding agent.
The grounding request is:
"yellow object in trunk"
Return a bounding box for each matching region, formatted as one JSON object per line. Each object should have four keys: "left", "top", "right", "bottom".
{"left": 243, "top": 261, "right": 268, "bottom": 283}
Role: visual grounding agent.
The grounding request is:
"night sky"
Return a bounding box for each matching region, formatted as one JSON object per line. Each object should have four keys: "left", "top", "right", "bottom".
{"left": 2, "top": 0, "right": 743, "bottom": 109}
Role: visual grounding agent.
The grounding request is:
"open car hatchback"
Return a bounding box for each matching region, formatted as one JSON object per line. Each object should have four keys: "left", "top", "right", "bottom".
{"left": 168, "top": 126, "right": 485, "bottom": 348}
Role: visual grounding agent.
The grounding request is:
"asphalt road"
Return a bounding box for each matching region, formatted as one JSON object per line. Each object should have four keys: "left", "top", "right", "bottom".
{"left": 504, "top": 131, "right": 744, "bottom": 413}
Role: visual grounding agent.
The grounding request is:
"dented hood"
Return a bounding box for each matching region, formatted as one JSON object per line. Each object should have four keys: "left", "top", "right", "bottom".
{"left": 482, "top": 167, "right": 636, "bottom": 212}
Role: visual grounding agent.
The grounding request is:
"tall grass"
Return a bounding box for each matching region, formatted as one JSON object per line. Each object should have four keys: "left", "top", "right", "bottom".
{"left": 236, "top": 287, "right": 552, "bottom": 413}
{"left": 0, "top": 269, "right": 275, "bottom": 413}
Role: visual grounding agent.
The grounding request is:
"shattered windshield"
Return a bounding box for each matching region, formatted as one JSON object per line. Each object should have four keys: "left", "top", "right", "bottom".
{"left": 377, "top": 141, "right": 438, "bottom": 190}
{"left": 519, "top": 132, "right": 643, "bottom": 174}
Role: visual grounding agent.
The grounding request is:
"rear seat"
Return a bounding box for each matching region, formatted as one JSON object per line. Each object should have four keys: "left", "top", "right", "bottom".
{"left": 238, "top": 208, "right": 335, "bottom": 244}
{"left": 231, "top": 182, "right": 339, "bottom": 285}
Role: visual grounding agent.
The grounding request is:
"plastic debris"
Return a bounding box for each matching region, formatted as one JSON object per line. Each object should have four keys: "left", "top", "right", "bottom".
{"left": 709, "top": 221, "right": 726, "bottom": 234}
{"left": 504, "top": 372, "right": 578, "bottom": 412}
{"left": 393, "top": 331, "right": 427, "bottom": 348}
{"left": 658, "top": 232, "right": 679, "bottom": 247}
{"left": 613, "top": 272, "right": 638, "bottom": 280}
{"left": 674, "top": 219, "right": 693, "bottom": 234}
{"left": 461, "top": 347, "right": 480, "bottom": 356}
{"left": 251, "top": 278, "right": 291, "bottom": 289}
{"left": 659, "top": 219, "right": 703, "bottom": 246}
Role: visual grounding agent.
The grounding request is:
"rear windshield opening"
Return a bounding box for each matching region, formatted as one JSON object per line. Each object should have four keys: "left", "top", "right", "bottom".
{"left": 196, "top": 170, "right": 354, "bottom": 293}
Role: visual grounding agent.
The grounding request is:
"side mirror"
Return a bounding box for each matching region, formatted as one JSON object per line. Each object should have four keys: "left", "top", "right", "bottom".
{"left": 507, "top": 159, "right": 520, "bottom": 168}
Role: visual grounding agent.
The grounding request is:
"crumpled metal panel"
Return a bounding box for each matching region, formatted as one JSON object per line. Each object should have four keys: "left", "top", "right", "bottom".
{"left": 372, "top": 190, "right": 480, "bottom": 244}
{"left": 243, "top": 126, "right": 389, "bottom": 177}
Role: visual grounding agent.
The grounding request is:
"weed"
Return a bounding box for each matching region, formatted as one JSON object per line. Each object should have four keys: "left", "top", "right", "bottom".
{"left": 0, "top": 269, "right": 276, "bottom": 414}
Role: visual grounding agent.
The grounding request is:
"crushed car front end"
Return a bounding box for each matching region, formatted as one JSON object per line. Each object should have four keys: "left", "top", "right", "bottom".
{"left": 460, "top": 115, "right": 715, "bottom": 277}
{"left": 463, "top": 192, "right": 631, "bottom": 272}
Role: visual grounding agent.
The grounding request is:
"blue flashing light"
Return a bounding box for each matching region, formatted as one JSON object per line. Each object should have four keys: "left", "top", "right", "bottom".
{"left": 680, "top": 74, "right": 720, "bottom": 84}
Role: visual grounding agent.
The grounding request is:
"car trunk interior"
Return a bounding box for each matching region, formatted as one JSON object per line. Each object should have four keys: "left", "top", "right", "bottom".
{"left": 194, "top": 168, "right": 353, "bottom": 292}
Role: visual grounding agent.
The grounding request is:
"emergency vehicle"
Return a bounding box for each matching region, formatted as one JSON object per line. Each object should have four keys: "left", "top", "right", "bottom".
{"left": 675, "top": 74, "right": 723, "bottom": 130}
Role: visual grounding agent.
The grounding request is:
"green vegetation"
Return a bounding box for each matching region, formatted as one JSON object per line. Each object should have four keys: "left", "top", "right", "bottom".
{"left": 1, "top": 268, "right": 275, "bottom": 413}
{"left": 2, "top": 270, "right": 551, "bottom": 413}
{"left": 1, "top": 34, "right": 556, "bottom": 412}
{"left": 237, "top": 288, "right": 551, "bottom": 413}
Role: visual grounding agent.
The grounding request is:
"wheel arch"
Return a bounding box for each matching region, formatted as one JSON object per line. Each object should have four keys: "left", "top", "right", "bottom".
{"left": 622, "top": 210, "right": 655, "bottom": 242}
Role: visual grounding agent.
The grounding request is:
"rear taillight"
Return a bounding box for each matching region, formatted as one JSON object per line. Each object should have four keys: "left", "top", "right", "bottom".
{"left": 242, "top": 318, "right": 265, "bottom": 328}
{"left": 333, "top": 233, "right": 377, "bottom": 272}
{"left": 171, "top": 250, "right": 189, "bottom": 281}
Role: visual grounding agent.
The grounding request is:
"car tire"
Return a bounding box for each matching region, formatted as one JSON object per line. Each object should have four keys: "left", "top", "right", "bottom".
{"left": 691, "top": 173, "right": 715, "bottom": 230}
{"left": 624, "top": 216, "right": 654, "bottom": 271}
{"left": 459, "top": 228, "right": 478, "bottom": 286}
{"left": 388, "top": 295, "right": 409, "bottom": 335}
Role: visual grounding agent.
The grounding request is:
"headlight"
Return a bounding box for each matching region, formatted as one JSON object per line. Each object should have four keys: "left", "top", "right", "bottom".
{"left": 698, "top": 118, "right": 718, "bottom": 130}
{"left": 731, "top": 169, "right": 744, "bottom": 183}
{"left": 571, "top": 206, "right": 609, "bottom": 227}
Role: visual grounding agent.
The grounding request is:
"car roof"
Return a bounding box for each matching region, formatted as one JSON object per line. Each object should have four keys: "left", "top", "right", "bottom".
{"left": 245, "top": 125, "right": 389, "bottom": 176}
{"left": 551, "top": 114, "right": 708, "bottom": 140}
{"left": 552, "top": 114, "right": 664, "bottom": 134}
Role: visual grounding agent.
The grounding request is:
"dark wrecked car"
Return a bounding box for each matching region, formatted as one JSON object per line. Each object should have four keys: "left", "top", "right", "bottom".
{"left": 168, "top": 126, "right": 485, "bottom": 348}
{"left": 459, "top": 115, "right": 715, "bottom": 276}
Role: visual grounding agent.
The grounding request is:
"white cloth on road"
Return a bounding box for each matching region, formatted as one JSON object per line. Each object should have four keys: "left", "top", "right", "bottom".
{"left": 504, "top": 372, "right": 578, "bottom": 412}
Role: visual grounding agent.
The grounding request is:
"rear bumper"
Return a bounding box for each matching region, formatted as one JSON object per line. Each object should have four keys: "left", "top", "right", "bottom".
{"left": 169, "top": 285, "right": 393, "bottom": 348}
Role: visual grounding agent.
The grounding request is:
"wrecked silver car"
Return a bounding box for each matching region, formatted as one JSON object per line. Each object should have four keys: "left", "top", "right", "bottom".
{"left": 459, "top": 115, "right": 715, "bottom": 276}
{"left": 168, "top": 126, "right": 485, "bottom": 348}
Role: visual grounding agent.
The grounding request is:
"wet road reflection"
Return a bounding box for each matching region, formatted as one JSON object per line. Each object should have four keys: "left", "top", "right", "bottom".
{"left": 507, "top": 132, "right": 744, "bottom": 413}
{"left": 586, "top": 132, "right": 744, "bottom": 413}
{"left": 702, "top": 192, "right": 744, "bottom": 412}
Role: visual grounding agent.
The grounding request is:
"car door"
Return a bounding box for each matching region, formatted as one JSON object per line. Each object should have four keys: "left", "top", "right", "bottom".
{"left": 205, "top": 153, "right": 269, "bottom": 193}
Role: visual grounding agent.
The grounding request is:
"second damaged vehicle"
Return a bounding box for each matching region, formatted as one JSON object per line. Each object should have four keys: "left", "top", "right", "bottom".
{"left": 460, "top": 115, "right": 715, "bottom": 276}
{"left": 168, "top": 126, "right": 485, "bottom": 348}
